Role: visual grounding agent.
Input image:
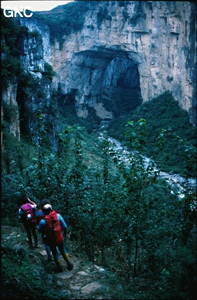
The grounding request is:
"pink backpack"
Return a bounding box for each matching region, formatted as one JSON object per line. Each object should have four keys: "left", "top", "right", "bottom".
{"left": 21, "top": 203, "right": 35, "bottom": 222}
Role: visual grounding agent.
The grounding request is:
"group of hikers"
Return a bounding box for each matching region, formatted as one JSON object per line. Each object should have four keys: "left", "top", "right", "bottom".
{"left": 18, "top": 195, "right": 74, "bottom": 273}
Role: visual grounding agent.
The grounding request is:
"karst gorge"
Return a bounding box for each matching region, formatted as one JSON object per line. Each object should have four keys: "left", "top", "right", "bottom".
{"left": 2, "top": 1, "right": 196, "bottom": 140}
{"left": 1, "top": 1, "right": 197, "bottom": 300}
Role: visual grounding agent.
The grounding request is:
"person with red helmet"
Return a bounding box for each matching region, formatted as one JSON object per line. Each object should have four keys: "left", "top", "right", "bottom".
{"left": 38, "top": 203, "right": 73, "bottom": 272}
{"left": 35, "top": 199, "right": 53, "bottom": 261}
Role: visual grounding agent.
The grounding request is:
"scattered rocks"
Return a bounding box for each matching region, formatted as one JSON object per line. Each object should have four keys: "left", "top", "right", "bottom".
{"left": 56, "top": 272, "right": 73, "bottom": 280}
{"left": 2, "top": 225, "right": 117, "bottom": 299}
{"left": 70, "top": 284, "right": 82, "bottom": 290}
{"left": 94, "top": 264, "right": 106, "bottom": 273}
{"left": 59, "top": 290, "right": 72, "bottom": 298}
{"left": 77, "top": 271, "right": 90, "bottom": 276}
{"left": 40, "top": 250, "right": 47, "bottom": 256}
{"left": 80, "top": 281, "right": 105, "bottom": 295}
{"left": 108, "top": 136, "right": 196, "bottom": 194}
{"left": 56, "top": 280, "right": 63, "bottom": 287}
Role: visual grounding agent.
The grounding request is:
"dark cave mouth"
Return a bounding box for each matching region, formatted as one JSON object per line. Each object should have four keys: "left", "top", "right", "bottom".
{"left": 62, "top": 48, "right": 142, "bottom": 121}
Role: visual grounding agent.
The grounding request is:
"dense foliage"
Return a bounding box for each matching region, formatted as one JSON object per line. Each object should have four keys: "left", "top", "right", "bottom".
{"left": 107, "top": 91, "right": 196, "bottom": 177}
{"left": 1, "top": 9, "right": 23, "bottom": 88}
{"left": 2, "top": 118, "right": 196, "bottom": 299}
{"left": 1, "top": 242, "right": 57, "bottom": 299}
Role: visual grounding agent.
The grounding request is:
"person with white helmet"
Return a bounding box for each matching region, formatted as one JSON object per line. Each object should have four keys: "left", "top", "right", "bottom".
{"left": 38, "top": 201, "right": 73, "bottom": 272}
{"left": 35, "top": 199, "right": 53, "bottom": 261}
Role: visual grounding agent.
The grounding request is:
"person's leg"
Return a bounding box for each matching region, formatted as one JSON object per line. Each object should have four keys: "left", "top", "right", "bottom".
{"left": 45, "top": 243, "right": 52, "bottom": 261}
{"left": 50, "top": 244, "right": 63, "bottom": 272}
{"left": 31, "top": 223, "right": 38, "bottom": 247}
{"left": 58, "top": 242, "right": 73, "bottom": 270}
{"left": 24, "top": 223, "right": 33, "bottom": 248}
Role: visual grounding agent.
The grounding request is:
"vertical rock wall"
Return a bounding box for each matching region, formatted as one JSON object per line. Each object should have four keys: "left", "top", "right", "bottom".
{"left": 2, "top": 81, "right": 20, "bottom": 140}
{"left": 17, "top": 1, "right": 197, "bottom": 125}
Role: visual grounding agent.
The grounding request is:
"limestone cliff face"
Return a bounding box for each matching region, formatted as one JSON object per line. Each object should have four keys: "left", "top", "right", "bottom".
{"left": 20, "top": 1, "right": 196, "bottom": 124}
{"left": 2, "top": 81, "right": 20, "bottom": 140}
{"left": 19, "top": 18, "right": 51, "bottom": 75}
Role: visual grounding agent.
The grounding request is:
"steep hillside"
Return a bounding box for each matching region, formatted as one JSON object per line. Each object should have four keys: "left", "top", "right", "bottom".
{"left": 1, "top": 224, "right": 122, "bottom": 299}
{"left": 107, "top": 92, "right": 196, "bottom": 176}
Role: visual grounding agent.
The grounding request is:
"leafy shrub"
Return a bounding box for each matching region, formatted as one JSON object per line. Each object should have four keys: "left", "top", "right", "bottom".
{"left": 107, "top": 91, "right": 196, "bottom": 176}
{"left": 1, "top": 242, "right": 61, "bottom": 299}
{"left": 42, "top": 62, "right": 56, "bottom": 80}
{"left": 1, "top": 10, "right": 25, "bottom": 88}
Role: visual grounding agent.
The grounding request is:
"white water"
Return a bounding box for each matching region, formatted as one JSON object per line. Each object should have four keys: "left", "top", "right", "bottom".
{"left": 105, "top": 136, "right": 196, "bottom": 202}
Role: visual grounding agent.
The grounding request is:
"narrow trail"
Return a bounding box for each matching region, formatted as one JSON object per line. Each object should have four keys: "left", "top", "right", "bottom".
{"left": 2, "top": 225, "right": 114, "bottom": 299}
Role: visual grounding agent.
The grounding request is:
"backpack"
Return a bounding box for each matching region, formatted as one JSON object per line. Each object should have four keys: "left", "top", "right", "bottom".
{"left": 21, "top": 203, "right": 35, "bottom": 222}
{"left": 44, "top": 210, "right": 63, "bottom": 245}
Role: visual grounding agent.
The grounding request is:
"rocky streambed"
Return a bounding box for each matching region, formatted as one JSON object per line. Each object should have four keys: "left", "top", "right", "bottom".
{"left": 107, "top": 136, "right": 196, "bottom": 202}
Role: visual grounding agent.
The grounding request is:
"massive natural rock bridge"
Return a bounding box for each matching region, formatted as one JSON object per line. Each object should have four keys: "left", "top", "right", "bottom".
{"left": 60, "top": 47, "right": 142, "bottom": 119}
{"left": 18, "top": 1, "right": 197, "bottom": 124}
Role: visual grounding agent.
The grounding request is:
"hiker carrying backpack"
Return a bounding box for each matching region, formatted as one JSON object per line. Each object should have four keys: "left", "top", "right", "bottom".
{"left": 20, "top": 203, "right": 35, "bottom": 222}
{"left": 35, "top": 199, "right": 53, "bottom": 261}
{"left": 18, "top": 195, "right": 38, "bottom": 249}
{"left": 38, "top": 203, "right": 73, "bottom": 272}
{"left": 44, "top": 209, "right": 64, "bottom": 244}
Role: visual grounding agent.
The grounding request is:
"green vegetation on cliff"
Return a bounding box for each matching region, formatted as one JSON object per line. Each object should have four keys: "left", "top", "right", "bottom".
{"left": 107, "top": 91, "right": 196, "bottom": 176}
{"left": 34, "top": 1, "right": 96, "bottom": 48}
{"left": 1, "top": 9, "right": 23, "bottom": 88}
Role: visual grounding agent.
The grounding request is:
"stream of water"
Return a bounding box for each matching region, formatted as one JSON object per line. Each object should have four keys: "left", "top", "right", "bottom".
{"left": 105, "top": 135, "right": 196, "bottom": 204}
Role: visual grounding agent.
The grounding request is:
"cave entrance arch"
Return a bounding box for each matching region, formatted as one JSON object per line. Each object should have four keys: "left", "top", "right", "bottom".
{"left": 65, "top": 48, "right": 142, "bottom": 122}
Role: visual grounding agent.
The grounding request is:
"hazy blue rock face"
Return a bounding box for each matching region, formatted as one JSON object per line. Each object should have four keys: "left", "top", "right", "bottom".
{"left": 3, "top": 1, "right": 196, "bottom": 139}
